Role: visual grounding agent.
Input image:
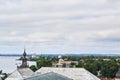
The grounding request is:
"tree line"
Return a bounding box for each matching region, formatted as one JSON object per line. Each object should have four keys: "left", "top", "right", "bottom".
{"left": 29, "top": 55, "right": 120, "bottom": 78}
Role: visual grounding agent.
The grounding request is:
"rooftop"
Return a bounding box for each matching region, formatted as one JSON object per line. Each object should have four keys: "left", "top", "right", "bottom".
{"left": 5, "top": 68, "right": 34, "bottom": 80}
{"left": 35, "top": 67, "right": 100, "bottom": 80}
{"left": 25, "top": 72, "right": 72, "bottom": 80}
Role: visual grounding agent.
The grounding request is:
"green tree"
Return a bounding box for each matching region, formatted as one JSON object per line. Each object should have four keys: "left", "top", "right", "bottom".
{"left": 101, "top": 60, "right": 119, "bottom": 78}
{"left": 29, "top": 65, "right": 37, "bottom": 72}
{"left": 76, "top": 61, "right": 83, "bottom": 67}
{"left": 0, "top": 70, "right": 7, "bottom": 80}
{"left": 83, "top": 58, "right": 100, "bottom": 76}
{"left": 2, "top": 73, "right": 7, "bottom": 80}
{"left": 84, "top": 61, "right": 98, "bottom": 75}
{"left": 37, "top": 59, "right": 52, "bottom": 69}
{"left": 0, "top": 70, "right": 2, "bottom": 74}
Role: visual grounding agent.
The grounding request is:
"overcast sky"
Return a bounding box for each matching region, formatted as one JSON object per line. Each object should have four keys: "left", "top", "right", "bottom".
{"left": 0, "top": 0, "right": 120, "bottom": 54}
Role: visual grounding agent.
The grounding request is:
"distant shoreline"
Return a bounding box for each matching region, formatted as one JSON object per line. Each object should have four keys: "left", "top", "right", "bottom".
{"left": 0, "top": 53, "right": 120, "bottom": 57}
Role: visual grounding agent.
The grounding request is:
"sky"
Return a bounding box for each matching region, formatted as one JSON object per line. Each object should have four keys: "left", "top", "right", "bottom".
{"left": 0, "top": 0, "right": 120, "bottom": 54}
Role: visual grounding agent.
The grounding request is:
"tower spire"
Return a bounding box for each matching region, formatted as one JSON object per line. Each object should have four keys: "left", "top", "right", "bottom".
{"left": 17, "top": 47, "right": 29, "bottom": 69}
{"left": 23, "top": 46, "right": 26, "bottom": 58}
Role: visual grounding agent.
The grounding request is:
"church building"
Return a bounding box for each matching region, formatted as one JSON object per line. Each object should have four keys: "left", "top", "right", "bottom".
{"left": 5, "top": 49, "right": 34, "bottom": 80}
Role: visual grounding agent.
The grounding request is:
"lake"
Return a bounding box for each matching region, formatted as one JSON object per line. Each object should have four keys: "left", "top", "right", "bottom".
{"left": 0, "top": 56, "right": 36, "bottom": 73}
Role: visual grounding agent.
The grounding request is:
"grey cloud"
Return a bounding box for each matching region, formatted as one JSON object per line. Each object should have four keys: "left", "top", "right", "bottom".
{"left": 107, "top": 0, "right": 120, "bottom": 3}
{"left": 95, "top": 37, "right": 120, "bottom": 42}
{"left": 0, "top": 0, "right": 120, "bottom": 54}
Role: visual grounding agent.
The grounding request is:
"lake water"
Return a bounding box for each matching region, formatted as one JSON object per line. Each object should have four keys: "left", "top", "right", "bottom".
{"left": 0, "top": 56, "right": 36, "bottom": 73}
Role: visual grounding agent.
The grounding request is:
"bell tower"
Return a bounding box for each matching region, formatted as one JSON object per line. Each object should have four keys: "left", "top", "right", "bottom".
{"left": 17, "top": 48, "right": 29, "bottom": 69}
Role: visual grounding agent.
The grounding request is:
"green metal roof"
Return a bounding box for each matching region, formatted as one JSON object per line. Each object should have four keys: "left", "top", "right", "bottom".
{"left": 25, "top": 72, "right": 72, "bottom": 80}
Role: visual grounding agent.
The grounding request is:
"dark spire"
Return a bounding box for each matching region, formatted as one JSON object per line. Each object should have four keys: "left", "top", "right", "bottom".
{"left": 17, "top": 48, "right": 29, "bottom": 69}
{"left": 23, "top": 48, "right": 27, "bottom": 57}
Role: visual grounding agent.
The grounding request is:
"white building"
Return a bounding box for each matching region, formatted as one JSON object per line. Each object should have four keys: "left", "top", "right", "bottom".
{"left": 35, "top": 67, "right": 100, "bottom": 80}
{"left": 55, "top": 56, "right": 78, "bottom": 68}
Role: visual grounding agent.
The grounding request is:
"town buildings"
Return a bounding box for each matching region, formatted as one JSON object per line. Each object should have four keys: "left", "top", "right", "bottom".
{"left": 5, "top": 49, "right": 100, "bottom": 80}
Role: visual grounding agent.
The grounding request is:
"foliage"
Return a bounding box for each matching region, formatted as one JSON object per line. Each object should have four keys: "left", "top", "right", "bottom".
{"left": 36, "top": 59, "right": 52, "bottom": 69}
{"left": 2, "top": 73, "right": 7, "bottom": 80}
{"left": 83, "top": 59, "right": 98, "bottom": 75}
{"left": 28, "top": 55, "right": 120, "bottom": 78}
{"left": 29, "top": 65, "right": 37, "bottom": 72}
{"left": 101, "top": 60, "right": 119, "bottom": 78}
{"left": 75, "top": 58, "right": 119, "bottom": 78}
{"left": 76, "top": 61, "right": 83, "bottom": 67}
{"left": 0, "top": 70, "right": 2, "bottom": 74}
{"left": 0, "top": 70, "right": 7, "bottom": 80}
